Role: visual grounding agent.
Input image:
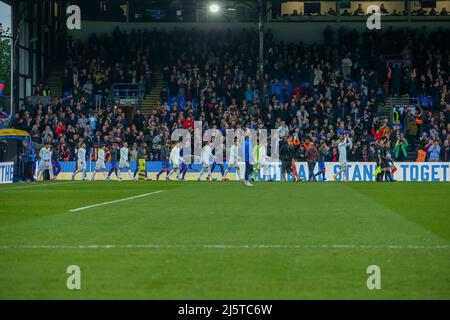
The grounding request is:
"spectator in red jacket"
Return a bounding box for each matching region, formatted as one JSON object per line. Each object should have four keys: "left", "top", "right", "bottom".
{"left": 371, "top": 125, "right": 385, "bottom": 140}
{"left": 55, "top": 121, "right": 66, "bottom": 139}
{"left": 182, "top": 117, "right": 194, "bottom": 129}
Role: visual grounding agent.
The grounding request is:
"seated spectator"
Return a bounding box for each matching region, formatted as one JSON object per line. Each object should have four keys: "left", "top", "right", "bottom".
{"left": 393, "top": 136, "right": 408, "bottom": 161}
{"left": 82, "top": 79, "right": 93, "bottom": 98}
{"left": 353, "top": 4, "right": 365, "bottom": 16}
{"left": 415, "top": 8, "right": 426, "bottom": 16}
{"left": 428, "top": 138, "right": 441, "bottom": 161}
{"left": 41, "top": 125, "right": 53, "bottom": 144}
{"left": 34, "top": 83, "right": 51, "bottom": 96}
{"left": 439, "top": 7, "right": 448, "bottom": 16}
{"left": 55, "top": 121, "right": 66, "bottom": 139}
{"left": 327, "top": 8, "right": 336, "bottom": 16}
{"left": 34, "top": 83, "right": 44, "bottom": 96}
{"left": 380, "top": 3, "right": 389, "bottom": 15}
{"left": 441, "top": 139, "right": 450, "bottom": 161}
{"left": 43, "top": 85, "right": 52, "bottom": 96}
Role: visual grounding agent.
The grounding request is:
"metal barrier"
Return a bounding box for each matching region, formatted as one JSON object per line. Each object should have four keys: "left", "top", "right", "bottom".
{"left": 28, "top": 96, "right": 54, "bottom": 106}
{"left": 110, "top": 83, "right": 145, "bottom": 106}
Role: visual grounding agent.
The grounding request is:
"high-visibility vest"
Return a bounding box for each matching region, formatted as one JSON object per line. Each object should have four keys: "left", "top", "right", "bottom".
{"left": 415, "top": 115, "right": 423, "bottom": 125}
{"left": 416, "top": 150, "right": 426, "bottom": 162}
{"left": 288, "top": 139, "right": 300, "bottom": 146}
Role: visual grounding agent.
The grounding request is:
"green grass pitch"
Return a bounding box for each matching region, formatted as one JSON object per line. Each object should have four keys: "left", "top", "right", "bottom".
{"left": 0, "top": 181, "right": 449, "bottom": 299}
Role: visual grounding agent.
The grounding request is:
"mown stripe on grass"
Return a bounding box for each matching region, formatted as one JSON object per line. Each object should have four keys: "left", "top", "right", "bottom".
{"left": 0, "top": 244, "right": 448, "bottom": 250}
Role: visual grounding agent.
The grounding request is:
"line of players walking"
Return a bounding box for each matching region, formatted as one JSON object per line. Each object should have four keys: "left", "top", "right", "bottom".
{"left": 68, "top": 133, "right": 267, "bottom": 186}
{"left": 160, "top": 135, "right": 264, "bottom": 187}
{"left": 35, "top": 132, "right": 396, "bottom": 184}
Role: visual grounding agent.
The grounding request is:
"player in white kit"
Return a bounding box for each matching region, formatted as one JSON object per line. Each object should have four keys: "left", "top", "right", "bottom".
{"left": 118, "top": 141, "right": 135, "bottom": 180}
{"left": 167, "top": 139, "right": 184, "bottom": 180}
{"left": 223, "top": 137, "right": 241, "bottom": 181}
{"left": 36, "top": 142, "right": 55, "bottom": 181}
{"left": 72, "top": 142, "right": 87, "bottom": 181}
{"left": 91, "top": 144, "right": 107, "bottom": 181}
{"left": 197, "top": 140, "right": 214, "bottom": 181}
{"left": 333, "top": 134, "right": 352, "bottom": 182}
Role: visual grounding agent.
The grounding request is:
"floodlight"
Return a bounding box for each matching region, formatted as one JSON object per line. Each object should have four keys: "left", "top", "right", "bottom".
{"left": 209, "top": 3, "right": 220, "bottom": 13}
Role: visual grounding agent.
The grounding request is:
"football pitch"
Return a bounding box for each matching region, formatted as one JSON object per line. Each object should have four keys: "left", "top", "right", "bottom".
{"left": 0, "top": 181, "right": 449, "bottom": 299}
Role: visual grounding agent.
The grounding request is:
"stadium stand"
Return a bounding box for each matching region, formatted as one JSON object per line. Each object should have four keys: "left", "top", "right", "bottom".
{"left": 10, "top": 27, "right": 450, "bottom": 163}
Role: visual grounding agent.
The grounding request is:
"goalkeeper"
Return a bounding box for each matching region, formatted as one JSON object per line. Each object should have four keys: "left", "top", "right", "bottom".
{"left": 249, "top": 140, "right": 270, "bottom": 182}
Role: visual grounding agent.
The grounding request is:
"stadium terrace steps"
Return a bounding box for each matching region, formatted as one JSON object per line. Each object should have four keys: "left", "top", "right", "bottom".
{"left": 378, "top": 97, "right": 414, "bottom": 121}
{"left": 45, "top": 65, "right": 66, "bottom": 98}
{"left": 377, "top": 101, "right": 391, "bottom": 121}
{"left": 386, "top": 96, "right": 418, "bottom": 161}
{"left": 140, "top": 66, "right": 164, "bottom": 117}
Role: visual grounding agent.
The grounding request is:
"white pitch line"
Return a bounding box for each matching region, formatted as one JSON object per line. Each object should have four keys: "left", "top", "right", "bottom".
{"left": 69, "top": 190, "right": 165, "bottom": 212}
{"left": 0, "top": 181, "right": 79, "bottom": 191}
{"left": 0, "top": 244, "right": 448, "bottom": 250}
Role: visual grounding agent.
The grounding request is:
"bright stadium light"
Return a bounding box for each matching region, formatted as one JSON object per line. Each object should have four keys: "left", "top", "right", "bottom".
{"left": 209, "top": 3, "right": 220, "bottom": 13}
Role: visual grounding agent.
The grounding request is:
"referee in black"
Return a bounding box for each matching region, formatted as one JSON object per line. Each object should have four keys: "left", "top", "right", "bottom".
{"left": 279, "top": 136, "right": 296, "bottom": 182}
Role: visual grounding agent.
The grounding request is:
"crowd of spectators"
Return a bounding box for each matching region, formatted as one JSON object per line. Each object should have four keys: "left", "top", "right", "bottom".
{"left": 60, "top": 27, "right": 153, "bottom": 110}
{"left": 284, "top": 4, "right": 449, "bottom": 17}
{"left": 10, "top": 26, "right": 450, "bottom": 163}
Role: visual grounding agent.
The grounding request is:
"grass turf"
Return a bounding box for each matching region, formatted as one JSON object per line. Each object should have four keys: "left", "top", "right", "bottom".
{"left": 0, "top": 181, "right": 449, "bottom": 299}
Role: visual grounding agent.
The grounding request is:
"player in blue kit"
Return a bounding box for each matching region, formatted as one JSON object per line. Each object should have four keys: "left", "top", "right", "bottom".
{"left": 209, "top": 136, "right": 225, "bottom": 180}
{"left": 180, "top": 162, "right": 188, "bottom": 181}
{"left": 157, "top": 141, "right": 171, "bottom": 180}
{"left": 106, "top": 143, "right": 119, "bottom": 180}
